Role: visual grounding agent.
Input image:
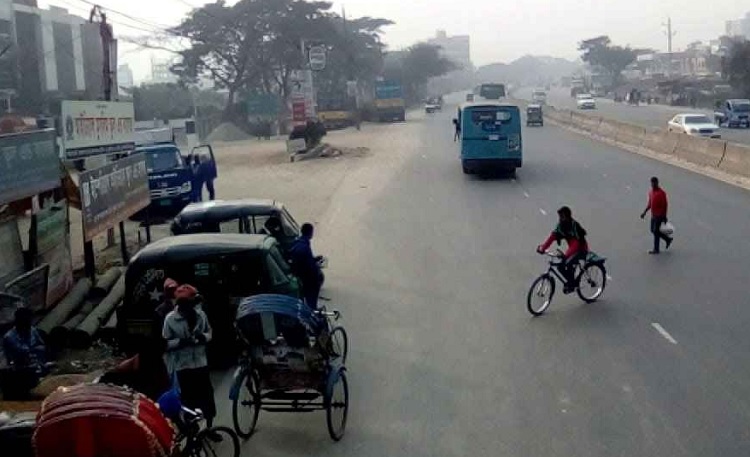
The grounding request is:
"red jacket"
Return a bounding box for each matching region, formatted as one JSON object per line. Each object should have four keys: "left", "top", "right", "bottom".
{"left": 540, "top": 220, "right": 589, "bottom": 259}
{"left": 647, "top": 188, "right": 668, "bottom": 218}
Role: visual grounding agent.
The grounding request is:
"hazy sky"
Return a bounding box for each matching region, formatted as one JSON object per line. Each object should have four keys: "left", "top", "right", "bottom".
{"left": 41, "top": 0, "right": 748, "bottom": 83}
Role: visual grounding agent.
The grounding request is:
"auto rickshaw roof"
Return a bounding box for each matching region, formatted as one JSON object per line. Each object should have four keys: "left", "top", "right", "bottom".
{"left": 129, "top": 233, "right": 273, "bottom": 266}
{"left": 176, "top": 199, "right": 284, "bottom": 223}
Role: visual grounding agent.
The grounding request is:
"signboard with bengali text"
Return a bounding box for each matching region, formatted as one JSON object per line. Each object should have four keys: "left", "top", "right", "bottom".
{"left": 61, "top": 100, "right": 135, "bottom": 159}
{"left": 79, "top": 153, "right": 149, "bottom": 241}
{"left": 0, "top": 129, "right": 60, "bottom": 206}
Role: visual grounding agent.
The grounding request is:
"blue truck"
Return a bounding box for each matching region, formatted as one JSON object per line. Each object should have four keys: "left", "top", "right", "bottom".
{"left": 374, "top": 81, "right": 406, "bottom": 122}
{"left": 131, "top": 129, "right": 216, "bottom": 220}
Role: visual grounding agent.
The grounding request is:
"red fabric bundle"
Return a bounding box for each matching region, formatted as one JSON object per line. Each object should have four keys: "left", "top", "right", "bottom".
{"left": 33, "top": 383, "right": 175, "bottom": 457}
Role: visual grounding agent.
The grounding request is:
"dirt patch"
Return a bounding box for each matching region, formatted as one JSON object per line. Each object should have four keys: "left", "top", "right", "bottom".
{"left": 206, "top": 122, "right": 252, "bottom": 143}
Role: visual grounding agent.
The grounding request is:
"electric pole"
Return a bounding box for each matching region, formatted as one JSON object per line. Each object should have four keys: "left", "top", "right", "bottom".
{"left": 663, "top": 17, "right": 677, "bottom": 75}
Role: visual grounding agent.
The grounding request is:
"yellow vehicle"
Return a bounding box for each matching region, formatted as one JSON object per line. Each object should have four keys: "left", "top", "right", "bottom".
{"left": 317, "top": 94, "right": 356, "bottom": 130}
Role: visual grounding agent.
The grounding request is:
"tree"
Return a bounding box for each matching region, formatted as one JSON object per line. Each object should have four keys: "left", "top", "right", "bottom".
{"left": 125, "top": 83, "right": 225, "bottom": 121}
{"left": 578, "top": 36, "right": 638, "bottom": 88}
{"left": 384, "top": 43, "right": 456, "bottom": 102}
{"left": 170, "top": 0, "right": 337, "bottom": 114}
{"left": 724, "top": 39, "right": 750, "bottom": 97}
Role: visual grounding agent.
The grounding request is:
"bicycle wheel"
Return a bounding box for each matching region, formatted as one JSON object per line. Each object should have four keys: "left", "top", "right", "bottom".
{"left": 576, "top": 263, "right": 606, "bottom": 303}
{"left": 329, "top": 326, "right": 348, "bottom": 364}
{"left": 326, "top": 370, "right": 349, "bottom": 441}
{"left": 193, "top": 426, "right": 240, "bottom": 457}
{"left": 527, "top": 274, "right": 555, "bottom": 316}
{"left": 231, "top": 368, "right": 260, "bottom": 439}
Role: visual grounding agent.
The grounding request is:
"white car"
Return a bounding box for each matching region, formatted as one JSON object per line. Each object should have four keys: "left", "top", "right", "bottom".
{"left": 667, "top": 114, "right": 721, "bottom": 138}
{"left": 576, "top": 94, "right": 596, "bottom": 109}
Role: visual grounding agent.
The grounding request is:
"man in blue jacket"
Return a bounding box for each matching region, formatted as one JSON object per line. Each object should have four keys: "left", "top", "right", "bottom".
{"left": 289, "top": 223, "right": 324, "bottom": 309}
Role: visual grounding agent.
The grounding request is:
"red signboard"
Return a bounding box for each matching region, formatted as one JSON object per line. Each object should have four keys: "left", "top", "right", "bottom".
{"left": 292, "top": 100, "right": 306, "bottom": 122}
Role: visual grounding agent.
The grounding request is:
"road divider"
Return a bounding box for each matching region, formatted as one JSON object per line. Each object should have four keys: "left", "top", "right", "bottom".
{"left": 535, "top": 103, "right": 750, "bottom": 180}
{"left": 718, "top": 142, "right": 750, "bottom": 176}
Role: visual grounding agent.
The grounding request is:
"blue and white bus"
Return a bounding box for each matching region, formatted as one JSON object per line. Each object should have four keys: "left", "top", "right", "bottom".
{"left": 473, "top": 83, "right": 506, "bottom": 100}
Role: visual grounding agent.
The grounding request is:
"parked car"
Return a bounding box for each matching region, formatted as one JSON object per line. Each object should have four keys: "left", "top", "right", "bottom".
{"left": 714, "top": 99, "right": 750, "bottom": 128}
{"left": 667, "top": 114, "right": 721, "bottom": 138}
{"left": 576, "top": 94, "right": 596, "bottom": 109}
{"left": 119, "top": 233, "right": 301, "bottom": 366}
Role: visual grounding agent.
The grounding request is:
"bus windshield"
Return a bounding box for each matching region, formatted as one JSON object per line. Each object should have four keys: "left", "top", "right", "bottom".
{"left": 479, "top": 84, "right": 506, "bottom": 100}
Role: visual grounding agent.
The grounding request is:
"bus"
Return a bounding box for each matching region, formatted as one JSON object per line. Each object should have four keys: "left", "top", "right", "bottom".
{"left": 474, "top": 83, "right": 506, "bottom": 100}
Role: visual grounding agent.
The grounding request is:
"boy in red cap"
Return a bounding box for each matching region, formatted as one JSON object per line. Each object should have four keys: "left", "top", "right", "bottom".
{"left": 162, "top": 284, "right": 216, "bottom": 426}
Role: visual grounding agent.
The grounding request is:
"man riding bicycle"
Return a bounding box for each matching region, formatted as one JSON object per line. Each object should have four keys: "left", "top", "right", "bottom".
{"left": 537, "top": 206, "right": 589, "bottom": 294}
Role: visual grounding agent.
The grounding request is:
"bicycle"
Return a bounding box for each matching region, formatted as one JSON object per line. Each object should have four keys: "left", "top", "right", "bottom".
{"left": 527, "top": 249, "right": 607, "bottom": 316}
{"left": 173, "top": 406, "right": 240, "bottom": 457}
{"left": 316, "top": 307, "right": 348, "bottom": 363}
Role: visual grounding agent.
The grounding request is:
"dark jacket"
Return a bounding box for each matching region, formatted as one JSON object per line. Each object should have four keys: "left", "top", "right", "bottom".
{"left": 289, "top": 236, "right": 322, "bottom": 283}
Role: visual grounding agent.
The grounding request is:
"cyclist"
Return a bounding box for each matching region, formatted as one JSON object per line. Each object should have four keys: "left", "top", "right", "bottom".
{"left": 537, "top": 206, "right": 589, "bottom": 294}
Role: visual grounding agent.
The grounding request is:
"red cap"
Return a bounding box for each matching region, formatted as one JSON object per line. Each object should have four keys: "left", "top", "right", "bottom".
{"left": 174, "top": 284, "right": 198, "bottom": 301}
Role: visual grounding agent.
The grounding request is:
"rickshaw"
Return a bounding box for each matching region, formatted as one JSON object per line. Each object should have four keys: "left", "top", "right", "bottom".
{"left": 229, "top": 294, "right": 349, "bottom": 441}
{"left": 526, "top": 104, "right": 544, "bottom": 126}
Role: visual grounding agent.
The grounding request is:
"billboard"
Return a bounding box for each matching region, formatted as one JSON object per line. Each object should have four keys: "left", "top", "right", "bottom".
{"left": 0, "top": 129, "right": 60, "bottom": 206}
{"left": 61, "top": 100, "right": 135, "bottom": 159}
{"left": 79, "top": 153, "right": 149, "bottom": 241}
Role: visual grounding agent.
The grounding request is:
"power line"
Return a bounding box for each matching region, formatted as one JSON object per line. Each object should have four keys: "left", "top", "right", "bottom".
{"left": 67, "top": 0, "right": 176, "bottom": 32}
{"left": 51, "top": 0, "right": 170, "bottom": 35}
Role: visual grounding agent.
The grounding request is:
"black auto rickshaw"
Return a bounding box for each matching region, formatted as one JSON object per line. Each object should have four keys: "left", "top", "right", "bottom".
{"left": 526, "top": 104, "right": 544, "bottom": 127}
{"left": 171, "top": 199, "right": 301, "bottom": 253}
{"left": 119, "top": 233, "right": 301, "bottom": 366}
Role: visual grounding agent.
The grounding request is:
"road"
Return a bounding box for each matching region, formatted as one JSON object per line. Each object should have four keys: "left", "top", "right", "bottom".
{"left": 211, "top": 99, "right": 750, "bottom": 456}
{"left": 519, "top": 87, "right": 750, "bottom": 146}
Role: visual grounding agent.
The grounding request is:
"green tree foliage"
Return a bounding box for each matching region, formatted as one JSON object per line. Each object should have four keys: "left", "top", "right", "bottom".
{"left": 724, "top": 39, "right": 750, "bottom": 97}
{"left": 383, "top": 43, "right": 456, "bottom": 102}
{"left": 125, "top": 83, "right": 225, "bottom": 121}
{"left": 578, "top": 36, "right": 638, "bottom": 88}
{"left": 169, "top": 0, "right": 390, "bottom": 115}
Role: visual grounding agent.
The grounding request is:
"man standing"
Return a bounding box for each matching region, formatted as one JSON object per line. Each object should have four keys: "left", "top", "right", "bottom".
{"left": 199, "top": 154, "right": 217, "bottom": 201}
{"left": 162, "top": 285, "right": 216, "bottom": 427}
{"left": 641, "top": 176, "right": 673, "bottom": 254}
{"left": 289, "top": 223, "right": 325, "bottom": 309}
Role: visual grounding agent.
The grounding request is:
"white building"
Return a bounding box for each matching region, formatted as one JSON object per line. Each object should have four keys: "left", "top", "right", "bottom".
{"left": 117, "top": 64, "right": 134, "bottom": 90}
{"left": 427, "top": 30, "right": 472, "bottom": 70}
{"left": 0, "top": 0, "right": 117, "bottom": 113}
{"left": 725, "top": 12, "right": 750, "bottom": 39}
{"left": 148, "top": 57, "right": 178, "bottom": 84}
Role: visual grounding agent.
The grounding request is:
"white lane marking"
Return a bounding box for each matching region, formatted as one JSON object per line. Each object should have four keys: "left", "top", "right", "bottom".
{"left": 606, "top": 274, "right": 613, "bottom": 281}
{"left": 421, "top": 154, "right": 426, "bottom": 158}
{"left": 651, "top": 323, "right": 678, "bottom": 345}
{"left": 523, "top": 191, "right": 530, "bottom": 198}
{"left": 603, "top": 173, "right": 608, "bottom": 178}
{"left": 625, "top": 185, "right": 632, "bottom": 191}
{"left": 539, "top": 208, "right": 547, "bottom": 215}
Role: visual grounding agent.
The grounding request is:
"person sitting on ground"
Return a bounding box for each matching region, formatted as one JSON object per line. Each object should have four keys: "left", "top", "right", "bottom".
{"left": 2, "top": 307, "right": 47, "bottom": 399}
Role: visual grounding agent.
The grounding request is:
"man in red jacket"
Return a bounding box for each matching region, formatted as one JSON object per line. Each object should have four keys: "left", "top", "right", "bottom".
{"left": 641, "top": 176, "right": 673, "bottom": 254}
{"left": 537, "top": 206, "right": 589, "bottom": 293}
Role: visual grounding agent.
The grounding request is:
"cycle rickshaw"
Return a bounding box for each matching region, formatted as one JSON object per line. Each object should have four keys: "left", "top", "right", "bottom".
{"left": 229, "top": 294, "right": 349, "bottom": 441}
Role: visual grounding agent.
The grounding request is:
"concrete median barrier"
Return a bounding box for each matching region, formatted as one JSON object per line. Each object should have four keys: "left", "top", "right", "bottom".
{"left": 641, "top": 131, "right": 680, "bottom": 156}
{"left": 614, "top": 123, "right": 646, "bottom": 147}
{"left": 718, "top": 142, "right": 750, "bottom": 177}
{"left": 596, "top": 119, "right": 620, "bottom": 140}
{"left": 674, "top": 135, "right": 725, "bottom": 168}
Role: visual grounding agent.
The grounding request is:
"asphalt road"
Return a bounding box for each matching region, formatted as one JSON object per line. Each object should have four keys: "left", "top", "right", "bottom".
{"left": 212, "top": 100, "right": 750, "bottom": 456}
{"left": 520, "top": 87, "right": 750, "bottom": 146}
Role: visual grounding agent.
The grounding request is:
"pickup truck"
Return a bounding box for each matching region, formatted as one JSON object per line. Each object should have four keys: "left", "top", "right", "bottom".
{"left": 714, "top": 99, "right": 750, "bottom": 128}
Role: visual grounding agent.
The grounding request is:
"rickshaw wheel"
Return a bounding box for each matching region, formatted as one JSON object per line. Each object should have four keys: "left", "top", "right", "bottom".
{"left": 232, "top": 368, "right": 261, "bottom": 439}
{"left": 326, "top": 369, "right": 349, "bottom": 441}
{"left": 329, "top": 326, "right": 349, "bottom": 364}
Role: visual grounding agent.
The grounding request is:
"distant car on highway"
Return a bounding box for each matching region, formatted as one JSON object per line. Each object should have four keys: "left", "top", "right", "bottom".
{"left": 714, "top": 99, "right": 750, "bottom": 129}
{"left": 667, "top": 114, "right": 721, "bottom": 139}
{"left": 576, "top": 94, "right": 596, "bottom": 110}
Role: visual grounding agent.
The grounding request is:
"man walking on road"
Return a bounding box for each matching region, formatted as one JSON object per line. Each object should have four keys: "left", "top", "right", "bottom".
{"left": 289, "top": 223, "right": 325, "bottom": 309}
{"left": 641, "top": 176, "right": 673, "bottom": 254}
